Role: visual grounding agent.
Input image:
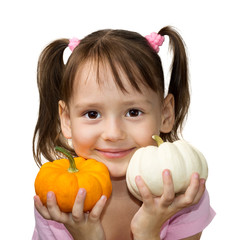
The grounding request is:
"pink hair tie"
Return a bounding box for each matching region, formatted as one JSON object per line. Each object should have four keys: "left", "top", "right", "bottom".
{"left": 145, "top": 32, "right": 165, "bottom": 53}
{"left": 68, "top": 37, "right": 80, "bottom": 51}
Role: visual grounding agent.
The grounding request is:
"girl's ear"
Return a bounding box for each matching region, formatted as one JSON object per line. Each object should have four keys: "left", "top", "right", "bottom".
{"left": 59, "top": 100, "right": 72, "bottom": 139}
{"left": 160, "top": 94, "right": 175, "bottom": 133}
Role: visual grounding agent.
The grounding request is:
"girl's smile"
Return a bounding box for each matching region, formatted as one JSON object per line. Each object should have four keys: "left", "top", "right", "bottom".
{"left": 96, "top": 147, "right": 136, "bottom": 159}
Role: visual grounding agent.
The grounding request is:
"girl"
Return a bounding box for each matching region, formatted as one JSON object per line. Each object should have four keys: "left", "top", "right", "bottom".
{"left": 33, "top": 26, "right": 215, "bottom": 240}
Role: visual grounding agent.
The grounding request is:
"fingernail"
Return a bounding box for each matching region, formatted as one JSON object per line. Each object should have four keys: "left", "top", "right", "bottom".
{"left": 135, "top": 176, "right": 141, "bottom": 181}
{"left": 47, "top": 191, "right": 53, "bottom": 199}
{"left": 164, "top": 170, "right": 170, "bottom": 176}
{"left": 78, "top": 188, "right": 85, "bottom": 195}
{"left": 194, "top": 173, "right": 199, "bottom": 179}
{"left": 101, "top": 195, "right": 107, "bottom": 201}
{"left": 200, "top": 178, "right": 206, "bottom": 185}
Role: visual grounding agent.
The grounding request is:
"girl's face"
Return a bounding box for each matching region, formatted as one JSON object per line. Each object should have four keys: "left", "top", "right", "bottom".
{"left": 59, "top": 63, "right": 174, "bottom": 178}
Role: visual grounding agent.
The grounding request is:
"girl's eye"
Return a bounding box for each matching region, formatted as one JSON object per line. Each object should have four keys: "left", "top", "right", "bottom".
{"left": 126, "top": 109, "right": 143, "bottom": 117}
{"left": 84, "top": 111, "right": 101, "bottom": 119}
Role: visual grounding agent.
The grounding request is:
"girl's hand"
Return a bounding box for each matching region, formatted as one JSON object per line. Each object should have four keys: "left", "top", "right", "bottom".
{"left": 34, "top": 188, "right": 107, "bottom": 240}
{"left": 130, "top": 170, "right": 206, "bottom": 240}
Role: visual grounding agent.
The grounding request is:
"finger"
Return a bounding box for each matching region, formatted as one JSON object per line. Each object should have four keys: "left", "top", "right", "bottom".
{"left": 160, "top": 170, "right": 175, "bottom": 207}
{"left": 34, "top": 195, "right": 52, "bottom": 220}
{"left": 46, "top": 191, "right": 69, "bottom": 223}
{"left": 135, "top": 176, "right": 154, "bottom": 207}
{"left": 176, "top": 173, "right": 200, "bottom": 207}
{"left": 184, "top": 173, "right": 201, "bottom": 204}
{"left": 89, "top": 195, "right": 107, "bottom": 223}
{"left": 71, "top": 188, "right": 86, "bottom": 222}
{"left": 192, "top": 178, "right": 206, "bottom": 204}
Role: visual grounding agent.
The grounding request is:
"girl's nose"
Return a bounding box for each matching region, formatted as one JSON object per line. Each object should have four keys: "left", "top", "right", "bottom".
{"left": 101, "top": 117, "right": 126, "bottom": 142}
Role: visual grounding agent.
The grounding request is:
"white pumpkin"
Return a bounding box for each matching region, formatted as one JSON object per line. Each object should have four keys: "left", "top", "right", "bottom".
{"left": 126, "top": 135, "right": 208, "bottom": 201}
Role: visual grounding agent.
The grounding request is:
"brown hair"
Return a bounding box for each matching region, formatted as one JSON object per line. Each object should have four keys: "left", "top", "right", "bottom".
{"left": 33, "top": 26, "right": 190, "bottom": 166}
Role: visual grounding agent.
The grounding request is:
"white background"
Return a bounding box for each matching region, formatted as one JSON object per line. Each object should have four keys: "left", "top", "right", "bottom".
{"left": 0, "top": 0, "right": 239, "bottom": 239}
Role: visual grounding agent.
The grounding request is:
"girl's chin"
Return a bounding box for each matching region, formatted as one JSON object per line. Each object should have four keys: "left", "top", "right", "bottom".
{"left": 109, "top": 169, "right": 127, "bottom": 179}
{"left": 107, "top": 165, "right": 128, "bottom": 179}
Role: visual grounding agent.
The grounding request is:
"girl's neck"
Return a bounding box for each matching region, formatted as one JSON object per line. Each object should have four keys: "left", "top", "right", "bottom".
{"left": 110, "top": 176, "right": 134, "bottom": 199}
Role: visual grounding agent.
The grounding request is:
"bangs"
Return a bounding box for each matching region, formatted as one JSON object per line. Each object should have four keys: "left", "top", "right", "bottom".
{"left": 82, "top": 29, "right": 164, "bottom": 94}
{"left": 64, "top": 29, "right": 164, "bottom": 102}
{"left": 86, "top": 54, "right": 144, "bottom": 94}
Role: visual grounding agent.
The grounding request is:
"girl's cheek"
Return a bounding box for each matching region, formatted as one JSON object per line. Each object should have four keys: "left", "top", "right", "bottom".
{"left": 131, "top": 125, "right": 159, "bottom": 147}
{"left": 71, "top": 127, "right": 99, "bottom": 155}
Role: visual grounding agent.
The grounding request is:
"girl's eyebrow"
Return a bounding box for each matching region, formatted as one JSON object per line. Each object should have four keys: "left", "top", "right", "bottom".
{"left": 121, "top": 99, "right": 153, "bottom": 106}
{"left": 74, "top": 102, "right": 102, "bottom": 109}
{"left": 74, "top": 99, "right": 153, "bottom": 109}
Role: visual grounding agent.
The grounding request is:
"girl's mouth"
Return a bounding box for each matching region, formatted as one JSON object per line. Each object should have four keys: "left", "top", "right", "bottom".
{"left": 96, "top": 148, "right": 136, "bottom": 159}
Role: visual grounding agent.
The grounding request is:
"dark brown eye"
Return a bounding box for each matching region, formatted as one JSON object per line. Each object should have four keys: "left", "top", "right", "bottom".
{"left": 85, "top": 111, "right": 100, "bottom": 119}
{"left": 126, "top": 109, "right": 142, "bottom": 117}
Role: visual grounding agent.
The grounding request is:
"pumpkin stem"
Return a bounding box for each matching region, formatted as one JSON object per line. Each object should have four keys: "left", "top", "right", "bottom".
{"left": 152, "top": 135, "right": 164, "bottom": 147}
{"left": 55, "top": 146, "right": 79, "bottom": 173}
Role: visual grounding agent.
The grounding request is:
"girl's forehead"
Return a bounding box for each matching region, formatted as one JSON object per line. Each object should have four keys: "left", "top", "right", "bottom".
{"left": 70, "top": 60, "right": 162, "bottom": 107}
{"left": 74, "top": 60, "right": 143, "bottom": 93}
{"left": 71, "top": 63, "right": 161, "bottom": 107}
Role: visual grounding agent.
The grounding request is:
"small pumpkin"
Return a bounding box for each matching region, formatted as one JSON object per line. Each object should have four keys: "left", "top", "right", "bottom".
{"left": 35, "top": 147, "right": 112, "bottom": 212}
{"left": 126, "top": 135, "right": 208, "bottom": 201}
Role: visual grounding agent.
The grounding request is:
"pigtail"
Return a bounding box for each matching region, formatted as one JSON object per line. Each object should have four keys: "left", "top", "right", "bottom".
{"left": 33, "top": 39, "right": 70, "bottom": 166}
{"left": 159, "top": 26, "right": 190, "bottom": 141}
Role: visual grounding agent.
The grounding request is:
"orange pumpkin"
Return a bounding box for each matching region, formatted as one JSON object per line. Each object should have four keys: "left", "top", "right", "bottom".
{"left": 35, "top": 147, "right": 112, "bottom": 212}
